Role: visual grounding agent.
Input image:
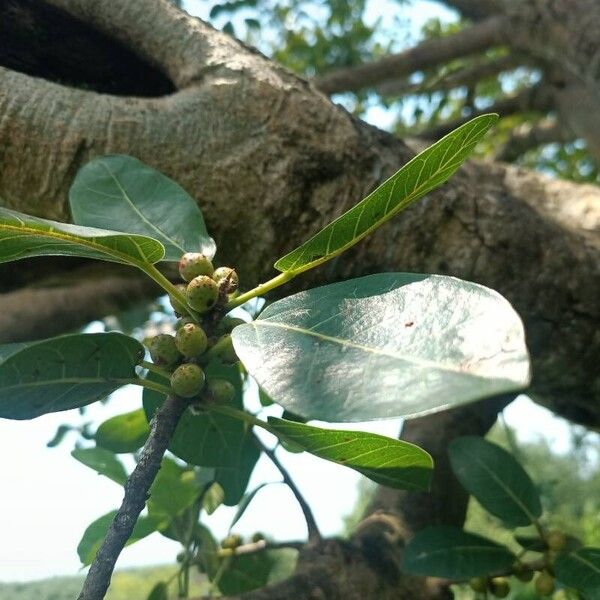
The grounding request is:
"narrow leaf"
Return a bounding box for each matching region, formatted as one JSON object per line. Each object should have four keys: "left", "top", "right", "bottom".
{"left": 232, "top": 273, "right": 530, "bottom": 422}
{"left": 70, "top": 154, "right": 215, "bottom": 261}
{"left": 0, "top": 206, "right": 164, "bottom": 266}
{"left": 274, "top": 114, "right": 497, "bottom": 273}
{"left": 0, "top": 333, "right": 144, "bottom": 420}
{"left": 449, "top": 436, "right": 542, "bottom": 527}
{"left": 555, "top": 548, "right": 600, "bottom": 600}
{"left": 146, "top": 582, "right": 169, "bottom": 600}
{"left": 71, "top": 447, "right": 128, "bottom": 485}
{"left": 229, "top": 483, "right": 271, "bottom": 530}
{"left": 267, "top": 418, "right": 433, "bottom": 491}
{"left": 95, "top": 408, "right": 150, "bottom": 453}
{"left": 403, "top": 526, "right": 515, "bottom": 579}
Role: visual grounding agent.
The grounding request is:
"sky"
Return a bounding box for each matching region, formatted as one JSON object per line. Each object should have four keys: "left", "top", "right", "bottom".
{"left": 0, "top": 0, "right": 590, "bottom": 585}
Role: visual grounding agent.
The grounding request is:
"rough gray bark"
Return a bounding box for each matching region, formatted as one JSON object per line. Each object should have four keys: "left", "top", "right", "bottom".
{"left": 0, "top": 1, "right": 599, "bottom": 598}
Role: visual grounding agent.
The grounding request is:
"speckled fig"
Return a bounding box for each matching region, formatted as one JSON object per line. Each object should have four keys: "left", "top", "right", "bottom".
{"left": 149, "top": 334, "right": 181, "bottom": 367}
{"left": 179, "top": 253, "right": 214, "bottom": 282}
{"left": 170, "top": 363, "right": 206, "bottom": 398}
{"left": 212, "top": 266, "right": 239, "bottom": 293}
{"left": 207, "top": 379, "right": 235, "bottom": 403}
{"left": 169, "top": 284, "right": 189, "bottom": 315}
{"left": 175, "top": 323, "right": 208, "bottom": 358}
{"left": 186, "top": 275, "right": 219, "bottom": 313}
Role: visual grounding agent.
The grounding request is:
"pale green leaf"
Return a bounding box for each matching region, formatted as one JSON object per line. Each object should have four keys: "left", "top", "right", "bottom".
{"left": 95, "top": 408, "right": 150, "bottom": 454}
{"left": 274, "top": 114, "right": 497, "bottom": 273}
{"left": 232, "top": 273, "right": 530, "bottom": 422}
{"left": 71, "top": 447, "right": 128, "bottom": 485}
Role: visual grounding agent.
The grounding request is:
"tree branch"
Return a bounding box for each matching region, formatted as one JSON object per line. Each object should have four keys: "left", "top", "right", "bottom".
{"left": 439, "top": 0, "right": 504, "bottom": 21}
{"left": 77, "top": 395, "right": 187, "bottom": 600}
{"left": 313, "top": 17, "right": 508, "bottom": 94}
{"left": 495, "top": 118, "right": 571, "bottom": 162}
{"left": 255, "top": 437, "right": 321, "bottom": 542}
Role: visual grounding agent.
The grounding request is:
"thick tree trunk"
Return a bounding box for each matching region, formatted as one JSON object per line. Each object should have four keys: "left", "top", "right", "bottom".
{"left": 0, "top": 1, "right": 598, "bottom": 597}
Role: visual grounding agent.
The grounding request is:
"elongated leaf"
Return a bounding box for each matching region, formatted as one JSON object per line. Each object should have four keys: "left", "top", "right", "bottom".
{"left": 70, "top": 154, "right": 215, "bottom": 261}
{"left": 143, "top": 362, "right": 248, "bottom": 467}
{"left": 555, "top": 548, "right": 600, "bottom": 600}
{"left": 274, "top": 114, "right": 497, "bottom": 273}
{"left": 229, "top": 483, "right": 272, "bottom": 530}
{"left": 449, "top": 436, "right": 541, "bottom": 527}
{"left": 71, "top": 447, "right": 128, "bottom": 485}
{"left": 95, "top": 408, "right": 150, "bottom": 453}
{"left": 147, "top": 582, "right": 169, "bottom": 600}
{"left": 0, "top": 206, "right": 164, "bottom": 267}
{"left": 77, "top": 510, "right": 164, "bottom": 565}
{"left": 402, "top": 526, "right": 515, "bottom": 579}
{"left": 267, "top": 418, "right": 433, "bottom": 491}
{"left": 232, "top": 273, "right": 530, "bottom": 422}
{"left": 0, "top": 333, "right": 144, "bottom": 420}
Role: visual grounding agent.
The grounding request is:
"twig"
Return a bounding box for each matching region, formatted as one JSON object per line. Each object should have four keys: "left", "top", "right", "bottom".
{"left": 77, "top": 395, "right": 187, "bottom": 600}
{"left": 216, "top": 539, "right": 305, "bottom": 558}
{"left": 254, "top": 436, "right": 321, "bottom": 542}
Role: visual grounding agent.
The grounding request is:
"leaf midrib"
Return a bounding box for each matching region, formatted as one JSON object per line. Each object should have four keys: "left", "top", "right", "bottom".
{"left": 1, "top": 376, "right": 135, "bottom": 392}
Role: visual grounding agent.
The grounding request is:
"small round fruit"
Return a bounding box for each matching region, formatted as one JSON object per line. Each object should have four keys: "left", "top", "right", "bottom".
{"left": 251, "top": 532, "right": 265, "bottom": 543}
{"left": 213, "top": 334, "right": 238, "bottom": 363}
{"left": 535, "top": 572, "right": 556, "bottom": 597}
{"left": 514, "top": 563, "right": 534, "bottom": 582}
{"left": 546, "top": 530, "right": 567, "bottom": 552}
{"left": 149, "top": 334, "right": 181, "bottom": 367}
{"left": 208, "top": 379, "right": 235, "bottom": 403}
{"left": 218, "top": 316, "right": 246, "bottom": 333}
{"left": 221, "top": 534, "right": 243, "bottom": 550}
{"left": 489, "top": 577, "right": 510, "bottom": 598}
{"left": 176, "top": 323, "right": 208, "bottom": 358}
{"left": 186, "top": 276, "right": 219, "bottom": 313}
{"left": 171, "top": 364, "right": 206, "bottom": 398}
{"left": 179, "top": 253, "right": 214, "bottom": 282}
{"left": 169, "top": 284, "right": 189, "bottom": 315}
{"left": 469, "top": 577, "right": 488, "bottom": 593}
{"left": 213, "top": 266, "right": 239, "bottom": 293}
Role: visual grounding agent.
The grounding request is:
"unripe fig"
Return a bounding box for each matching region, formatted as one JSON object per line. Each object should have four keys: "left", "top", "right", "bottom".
{"left": 489, "top": 577, "right": 510, "bottom": 598}
{"left": 213, "top": 266, "right": 239, "bottom": 293}
{"left": 149, "top": 334, "right": 181, "bottom": 367}
{"left": 211, "top": 334, "right": 238, "bottom": 363}
{"left": 217, "top": 316, "right": 246, "bottom": 333}
{"left": 221, "top": 534, "right": 243, "bottom": 549}
{"left": 171, "top": 364, "right": 206, "bottom": 398}
{"left": 546, "top": 530, "right": 567, "bottom": 552}
{"left": 179, "top": 253, "right": 214, "bottom": 282}
{"left": 207, "top": 379, "right": 235, "bottom": 403}
{"left": 251, "top": 532, "right": 265, "bottom": 543}
{"left": 169, "top": 284, "right": 189, "bottom": 315}
{"left": 514, "top": 562, "right": 534, "bottom": 582}
{"left": 535, "top": 572, "right": 556, "bottom": 596}
{"left": 469, "top": 577, "right": 488, "bottom": 592}
{"left": 186, "top": 276, "right": 219, "bottom": 313}
{"left": 176, "top": 323, "right": 208, "bottom": 358}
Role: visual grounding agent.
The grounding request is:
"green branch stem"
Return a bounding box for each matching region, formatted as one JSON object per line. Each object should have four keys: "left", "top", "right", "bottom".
{"left": 226, "top": 271, "right": 295, "bottom": 310}
{"left": 140, "top": 361, "right": 172, "bottom": 380}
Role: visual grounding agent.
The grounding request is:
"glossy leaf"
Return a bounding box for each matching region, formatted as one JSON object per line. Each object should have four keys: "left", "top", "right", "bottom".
{"left": 0, "top": 333, "right": 144, "bottom": 420}
{"left": 0, "top": 206, "right": 164, "bottom": 267}
{"left": 143, "top": 362, "right": 247, "bottom": 467}
{"left": 267, "top": 418, "right": 433, "bottom": 491}
{"left": 70, "top": 154, "right": 215, "bottom": 261}
{"left": 555, "top": 548, "right": 600, "bottom": 600}
{"left": 78, "top": 511, "right": 164, "bottom": 565}
{"left": 71, "top": 447, "right": 128, "bottom": 485}
{"left": 232, "top": 273, "right": 530, "bottom": 422}
{"left": 449, "top": 436, "right": 542, "bottom": 527}
{"left": 95, "top": 408, "right": 150, "bottom": 453}
{"left": 274, "top": 114, "right": 497, "bottom": 273}
{"left": 148, "top": 458, "right": 199, "bottom": 519}
{"left": 402, "top": 526, "right": 515, "bottom": 579}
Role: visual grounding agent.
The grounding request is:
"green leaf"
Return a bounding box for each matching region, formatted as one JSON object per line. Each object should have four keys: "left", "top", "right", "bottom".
{"left": 229, "top": 483, "right": 271, "bottom": 529}
{"left": 514, "top": 535, "right": 546, "bottom": 552}
{"left": 146, "top": 582, "right": 169, "bottom": 600}
{"left": 449, "top": 436, "right": 542, "bottom": 527}
{"left": 203, "top": 482, "right": 225, "bottom": 515}
{"left": 232, "top": 273, "right": 530, "bottom": 422}
{"left": 147, "top": 458, "right": 199, "bottom": 519}
{"left": 555, "top": 548, "right": 600, "bottom": 600}
{"left": 218, "top": 551, "right": 277, "bottom": 595}
{"left": 0, "top": 332, "right": 144, "bottom": 420}
{"left": 69, "top": 154, "right": 215, "bottom": 261}
{"left": 71, "top": 447, "right": 128, "bottom": 485}
{"left": 0, "top": 206, "right": 164, "bottom": 267}
{"left": 402, "top": 526, "right": 515, "bottom": 579}
{"left": 143, "top": 362, "right": 248, "bottom": 467}
{"left": 95, "top": 408, "right": 150, "bottom": 453}
{"left": 215, "top": 430, "right": 261, "bottom": 505}
{"left": 274, "top": 114, "right": 497, "bottom": 274}
{"left": 77, "top": 510, "right": 164, "bottom": 565}
{"left": 267, "top": 418, "right": 433, "bottom": 491}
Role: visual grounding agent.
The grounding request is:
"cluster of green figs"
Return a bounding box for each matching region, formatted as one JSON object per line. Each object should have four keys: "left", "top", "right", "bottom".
{"left": 469, "top": 530, "right": 569, "bottom": 598}
{"left": 147, "top": 252, "right": 242, "bottom": 403}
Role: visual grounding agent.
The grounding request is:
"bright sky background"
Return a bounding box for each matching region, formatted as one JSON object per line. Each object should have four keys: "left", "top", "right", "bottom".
{"left": 0, "top": 0, "right": 588, "bottom": 585}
